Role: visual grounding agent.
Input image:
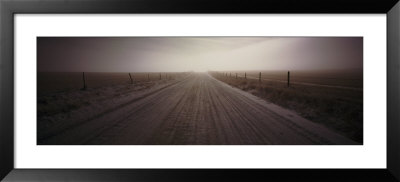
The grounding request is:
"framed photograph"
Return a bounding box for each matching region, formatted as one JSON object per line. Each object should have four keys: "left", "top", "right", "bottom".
{"left": 1, "top": 0, "right": 399, "bottom": 181}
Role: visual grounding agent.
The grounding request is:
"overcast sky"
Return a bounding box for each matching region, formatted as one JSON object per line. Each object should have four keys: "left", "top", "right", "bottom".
{"left": 37, "top": 37, "right": 362, "bottom": 72}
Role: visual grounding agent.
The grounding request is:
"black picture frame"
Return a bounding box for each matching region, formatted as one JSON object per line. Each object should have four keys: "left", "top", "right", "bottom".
{"left": 1, "top": 0, "right": 399, "bottom": 181}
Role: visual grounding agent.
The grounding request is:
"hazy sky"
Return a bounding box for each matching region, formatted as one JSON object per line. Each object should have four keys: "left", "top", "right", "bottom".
{"left": 37, "top": 37, "right": 362, "bottom": 72}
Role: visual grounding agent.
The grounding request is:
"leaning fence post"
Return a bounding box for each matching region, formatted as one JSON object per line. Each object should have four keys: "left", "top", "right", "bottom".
{"left": 82, "top": 72, "right": 87, "bottom": 90}
{"left": 287, "top": 71, "right": 290, "bottom": 87}
{"left": 128, "top": 73, "right": 133, "bottom": 84}
{"left": 259, "top": 72, "right": 261, "bottom": 82}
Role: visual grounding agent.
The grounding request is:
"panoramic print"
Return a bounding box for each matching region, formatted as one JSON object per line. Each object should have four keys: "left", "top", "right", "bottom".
{"left": 37, "top": 37, "right": 363, "bottom": 145}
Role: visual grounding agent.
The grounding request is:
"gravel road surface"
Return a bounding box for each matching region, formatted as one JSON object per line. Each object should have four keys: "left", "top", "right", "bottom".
{"left": 39, "top": 73, "right": 357, "bottom": 145}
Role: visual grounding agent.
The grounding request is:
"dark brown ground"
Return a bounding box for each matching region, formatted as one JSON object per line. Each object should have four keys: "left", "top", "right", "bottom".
{"left": 38, "top": 73, "right": 357, "bottom": 145}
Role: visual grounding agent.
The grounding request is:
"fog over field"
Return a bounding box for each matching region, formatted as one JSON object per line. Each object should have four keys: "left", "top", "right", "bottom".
{"left": 38, "top": 37, "right": 362, "bottom": 72}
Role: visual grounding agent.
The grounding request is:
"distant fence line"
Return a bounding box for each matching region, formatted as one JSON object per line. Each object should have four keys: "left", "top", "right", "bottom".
{"left": 210, "top": 71, "right": 362, "bottom": 91}
{"left": 79, "top": 72, "right": 190, "bottom": 90}
{"left": 212, "top": 71, "right": 291, "bottom": 87}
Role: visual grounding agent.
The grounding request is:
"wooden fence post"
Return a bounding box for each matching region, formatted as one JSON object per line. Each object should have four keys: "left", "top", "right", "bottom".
{"left": 160, "top": 73, "right": 161, "bottom": 80}
{"left": 236, "top": 73, "right": 237, "bottom": 79}
{"left": 245, "top": 72, "right": 247, "bottom": 79}
{"left": 128, "top": 73, "right": 133, "bottom": 84}
{"left": 287, "top": 71, "right": 290, "bottom": 87}
{"left": 148, "top": 73, "right": 150, "bottom": 81}
{"left": 259, "top": 72, "right": 261, "bottom": 82}
{"left": 82, "top": 72, "right": 87, "bottom": 90}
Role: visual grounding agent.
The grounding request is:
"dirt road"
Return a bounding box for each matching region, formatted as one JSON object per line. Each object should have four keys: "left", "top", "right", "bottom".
{"left": 39, "top": 73, "right": 357, "bottom": 145}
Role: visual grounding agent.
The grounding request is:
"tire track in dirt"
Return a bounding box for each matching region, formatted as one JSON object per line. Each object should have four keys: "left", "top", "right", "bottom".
{"left": 83, "top": 75, "right": 201, "bottom": 145}
{"left": 38, "top": 75, "right": 194, "bottom": 144}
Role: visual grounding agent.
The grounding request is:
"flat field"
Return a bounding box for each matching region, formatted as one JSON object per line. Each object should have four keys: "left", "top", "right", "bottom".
{"left": 224, "top": 69, "right": 362, "bottom": 89}
{"left": 37, "top": 73, "right": 356, "bottom": 145}
{"left": 209, "top": 69, "right": 363, "bottom": 143}
{"left": 37, "top": 72, "right": 190, "bottom": 137}
{"left": 37, "top": 70, "right": 361, "bottom": 145}
{"left": 38, "top": 72, "right": 187, "bottom": 95}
